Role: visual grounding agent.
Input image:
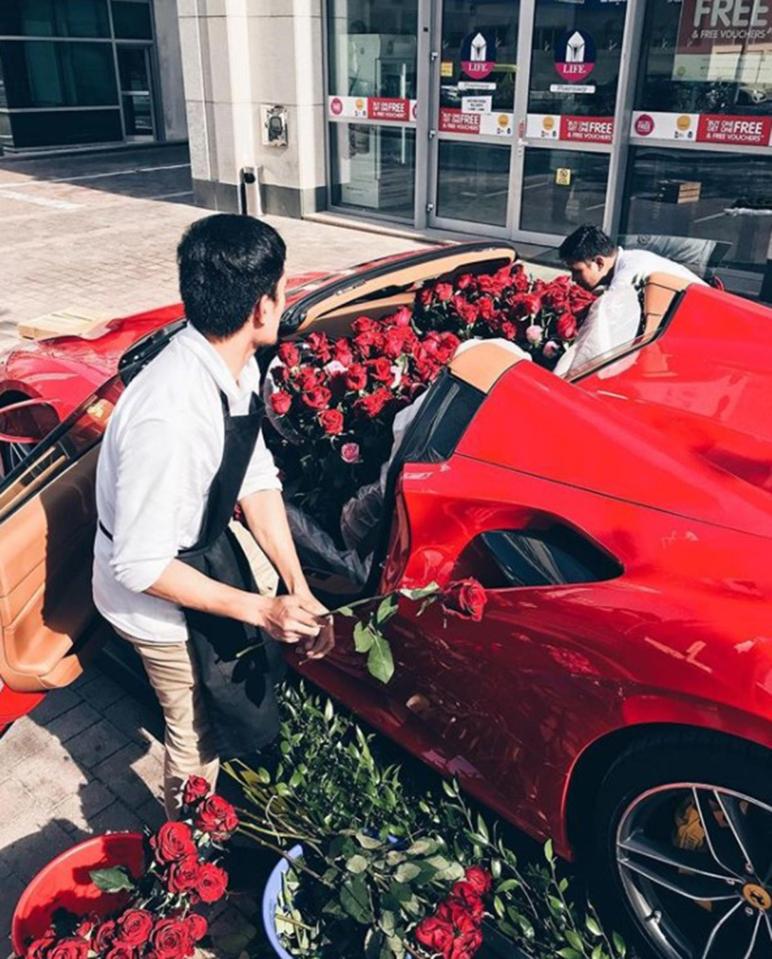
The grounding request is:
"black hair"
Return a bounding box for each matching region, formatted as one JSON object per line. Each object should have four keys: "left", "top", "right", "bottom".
{"left": 177, "top": 214, "right": 287, "bottom": 339}
{"left": 559, "top": 225, "right": 616, "bottom": 263}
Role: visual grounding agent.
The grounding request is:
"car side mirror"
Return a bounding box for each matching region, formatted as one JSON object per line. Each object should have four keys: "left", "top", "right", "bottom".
{"left": 0, "top": 397, "right": 60, "bottom": 444}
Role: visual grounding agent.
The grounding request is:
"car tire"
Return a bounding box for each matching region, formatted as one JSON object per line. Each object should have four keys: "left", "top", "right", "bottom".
{"left": 586, "top": 731, "right": 772, "bottom": 959}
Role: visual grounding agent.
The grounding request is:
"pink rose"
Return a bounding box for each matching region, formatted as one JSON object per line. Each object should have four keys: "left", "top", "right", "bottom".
{"left": 341, "top": 442, "right": 361, "bottom": 464}
{"left": 525, "top": 325, "right": 543, "bottom": 346}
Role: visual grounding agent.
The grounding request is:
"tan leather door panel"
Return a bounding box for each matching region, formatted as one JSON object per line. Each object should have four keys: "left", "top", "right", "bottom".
{"left": 0, "top": 446, "right": 100, "bottom": 691}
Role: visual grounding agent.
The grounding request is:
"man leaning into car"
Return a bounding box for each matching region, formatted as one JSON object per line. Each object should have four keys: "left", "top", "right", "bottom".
{"left": 92, "top": 214, "right": 334, "bottom": 819}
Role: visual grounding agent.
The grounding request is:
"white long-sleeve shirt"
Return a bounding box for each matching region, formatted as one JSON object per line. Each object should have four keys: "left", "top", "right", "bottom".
{"left": 93, "top": 325, "right": 281, "bottom": 644}
{"left": 609, "top": 247, "right": 706, "bottom": 292}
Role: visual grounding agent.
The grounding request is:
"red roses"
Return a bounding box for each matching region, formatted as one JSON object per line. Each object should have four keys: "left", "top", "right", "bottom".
{"left": 414, "top": 865, "right": 492, "bottom": 959}
{"left": 22, "top": 778, "right": 234, "bottom": 959}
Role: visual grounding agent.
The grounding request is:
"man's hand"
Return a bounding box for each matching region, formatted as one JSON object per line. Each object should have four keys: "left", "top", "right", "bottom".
{"left": 295, "top": 591, "right": 335, "bottom": 661}
{"left": 254, "top": 594, "right": 326, "bottom": 646}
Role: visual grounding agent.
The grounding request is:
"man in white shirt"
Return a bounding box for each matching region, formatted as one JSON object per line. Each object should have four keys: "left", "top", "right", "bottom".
{"left": 94, "top": 214, "right": 333, "bottom": 816}
{"left": 559, "top": 224, "right": 706, "bottom": 295}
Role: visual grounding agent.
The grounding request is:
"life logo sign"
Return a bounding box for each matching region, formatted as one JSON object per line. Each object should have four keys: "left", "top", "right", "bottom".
{"left": 460, "top": 29, "right": 497, "bottom": 80}
{"left": 554, "top": 29, "right": 596, "bottom": 83}
{"left": 634, "top": 113, "right": 655, "bottom": 136}
{"left": 330, "top": 97, "right": 343, "bottom": 116}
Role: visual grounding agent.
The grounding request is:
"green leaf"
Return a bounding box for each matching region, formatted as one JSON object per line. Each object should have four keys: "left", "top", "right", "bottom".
{"left": 394, "top": 861, "right": 421, "bottom": 883}
{"left": 556, "top": 950, "right": 583, "bottom": 959}
{"left": 375, "top": 594, "right": 399, "bottom": 626}
{"left": 336, "top": 606, "right": 354, "bottom": 616}
{"left": 356, "top": 831, "right": 384, "bottom": 850}
{"left": 406, "top": 838, "right": 439, "bottom": 856}
{"left": 612, "top": 932, "right": 627, "bottom": 957}
{"left": 367, "top": 632, "right": 395, "bottom": 684}
{"left": 476, "top": 814, "right": 490, "bottom": 842}
{"left": 565, "top": 929, "right": 584, "bottom": 950}
{"left": 388, "top": 881, "right": 412, "bottom": 903}
{"left": 89, "top": 867, "right": 135, "bottom": 893}
{"left": 544, "top": 838, "right": 555, "bottom": 862}
{"left": 346, "top": 854, "right": 369, "bottom": 874}
{"left": 495, "top": 878, "right": 521, "bottom": 894}
{"left": 591, "top": 947, "right": 606, "bottom": 959}
{"left": 586, "top": 916, "right": 602, "bottom": 937}
{"left": 354, "top": 622, "right": 376, "bottom": 653}
{"left": 323, "top": 698, "right": 334, "bottom": 722}
{"left": 340, "top": 876, "right": 373, "bottom": 924}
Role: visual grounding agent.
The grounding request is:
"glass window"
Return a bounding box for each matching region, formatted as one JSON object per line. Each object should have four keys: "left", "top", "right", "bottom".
{"left": 636, "top": 0, "right": 772, "bottom": 116}
{"left": 111, "top": 1, "right": 152, "bottom": 41}
{"left": 329, "top": 123, "right": 416, "bottom": 219}
{"left": 520, "top": 148, "right": 609, "bottom": 234}
{"left": 622, "top": 148, "right": 772, "bottom": 277}
{"left": 436, "top": 141, "right": 510, "bottom": 226}
{"left": 439, "top": 0, "right": 519, "bottom": 112}
{"left": 0, "top": 40, "right": 118, "bottom": 107}
{"left": 0, "top": 0, "right": 110, "bottom": 38}
{"left": 327, "top": 0, "right": 417, "bottom": 99}
{"left": 6, "top": 108, "right": 122, "bottom": 147}
{"left": 528, "top": 0, "right": 627, "bottom": 117}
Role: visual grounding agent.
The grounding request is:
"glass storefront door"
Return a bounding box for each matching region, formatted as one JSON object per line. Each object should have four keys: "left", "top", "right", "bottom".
{"left": 427, "top": 0, "right": 520, "bottom": 233}
{"left": 117, "top": 44, "right": 154, "bottom": 140}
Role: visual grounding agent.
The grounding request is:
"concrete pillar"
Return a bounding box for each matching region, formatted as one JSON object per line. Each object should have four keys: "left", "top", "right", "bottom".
{"left": 177, "top": 0, "right": 327, "bottom": 216}
{"left": 153, "top": 0, "right": 188, "bottom": 141}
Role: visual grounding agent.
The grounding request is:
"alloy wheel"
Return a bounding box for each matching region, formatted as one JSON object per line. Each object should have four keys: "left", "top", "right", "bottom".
{"left": 616, "top": 783, "right": 772, "bottom": 959}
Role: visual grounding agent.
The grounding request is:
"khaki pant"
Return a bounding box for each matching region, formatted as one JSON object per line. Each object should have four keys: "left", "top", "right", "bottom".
{"left": 122, "top": 523, "right": 277, "bottom": 818}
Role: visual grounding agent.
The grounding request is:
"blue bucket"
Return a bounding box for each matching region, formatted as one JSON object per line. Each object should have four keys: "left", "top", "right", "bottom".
{"left": 261, "top": 843, "right": 303, "bottom": 959}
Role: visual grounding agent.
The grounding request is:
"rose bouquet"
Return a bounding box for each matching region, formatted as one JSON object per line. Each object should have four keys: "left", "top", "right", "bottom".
{"left": 18, "top": 778, "right": 238, "bottom": 959}
{"left": 264, "top": 262, "right": 595, "bottom": 536}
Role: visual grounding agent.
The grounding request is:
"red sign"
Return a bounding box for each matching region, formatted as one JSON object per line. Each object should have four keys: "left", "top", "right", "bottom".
{"left": 330, "top": 97, "right": 343, "bottom": 116}
{"left": 439, "top": 108, "right": 481, "bottom": 134}
{"left": 367, "top": 97, "right": 410, "bottom": 122}
{"left": 677, "top": 0, "right": 772, "bottom": 54}
{"left": 634, "top": 113, "right": 655, "bottom": 136}
{"left": 697, "top": 114, "right": 772, "bottom": 146}
{"left": 560, "top": 115, "right": 614, "bottom": 143}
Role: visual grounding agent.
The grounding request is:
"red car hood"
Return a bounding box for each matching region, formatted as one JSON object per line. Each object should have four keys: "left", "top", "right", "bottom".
{"left": 579, "top": 285, "right": 772, "bottom": 496}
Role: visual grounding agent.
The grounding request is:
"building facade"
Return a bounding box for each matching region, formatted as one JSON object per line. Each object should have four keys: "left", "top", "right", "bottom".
{"left": 0, "top": 0, "right": 186, "bottom": 151}
{"left": 179, "top": 0, "right": 771, "bottom": 296}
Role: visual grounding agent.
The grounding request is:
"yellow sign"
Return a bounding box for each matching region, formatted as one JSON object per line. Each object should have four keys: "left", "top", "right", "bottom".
{"left": 355, "top": 98, "right": 365, "bottom": 110}
{"left": 676, "top": 114, "right": 692, "bottom": 131}
{"left": 542, "top": 115, "right": 556, "bottom": 132}
{"left": 441, "top": 61, "right": 453, "bottom": 78}
{"left": 498, "top": 114, "right": 510, "bottom": 128}
{"left": 555, "top": 168, "right": 572, "bottom": 186}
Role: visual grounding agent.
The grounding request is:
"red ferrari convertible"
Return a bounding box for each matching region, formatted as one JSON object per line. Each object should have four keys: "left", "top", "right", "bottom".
{"left": 0, "top": 243, "right": 770, "bottom": 959}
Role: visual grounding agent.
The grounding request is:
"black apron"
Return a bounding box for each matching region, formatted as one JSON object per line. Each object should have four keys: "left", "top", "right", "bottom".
{"left": 101, "top": 390, "right": 284, "bottom": 759}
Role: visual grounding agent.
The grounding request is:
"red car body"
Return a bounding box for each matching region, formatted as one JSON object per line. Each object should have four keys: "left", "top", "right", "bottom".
{"left": 0, "top": 245, "right": 770, "bottom": 871}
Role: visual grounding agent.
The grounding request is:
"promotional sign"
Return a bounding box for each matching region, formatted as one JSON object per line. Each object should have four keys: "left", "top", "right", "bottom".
{"left": 525, "top": 114, "right": 614, "bottom": 143}
{"left": 631, "top": 110, "right": 772, "bottom": 145}
{"left": 460, "top": 29, "right": 497, "bottom": 80}
{"left": 439, "top": 108, "right": 513, "bottom": 136}
{"left": 554, "top": 29, "right": 597, "bottom": 82}
{"left": 672, "top": 0, "right": 772, "bottom": 83}
{"left": 328, "top": 96, "right": 417, "bottom": 123}
{"left": 461, "top": 96, "right": 493, "bottom": 113}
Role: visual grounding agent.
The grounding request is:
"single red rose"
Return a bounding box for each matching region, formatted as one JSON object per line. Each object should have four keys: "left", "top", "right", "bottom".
{"left": 352, "top": 316, "right": 381, "bottom": 336}
{"left": 115, "top": 909, "right": 154, "bottom": 948}
{"left": 151, "top": 821, "right": 196, "bottom": 864}
{"left": 196, "top": 862, "right": 229, "bottom": 904}
{"left": 166, "top": 854, "right": 201, "bottom": 894}
{"left": 450, "top": 880, "right": 486, "bottom": 921}
{"left": 435, "top": 282, "right": 454, "bottom": 302}
{"left": 195, "top": 795, "right": 239, "bottom": 840}
{"left": 306, "top": 331, "right": 332, "bottom": 362}
{"left": 418, "top": 287, "right": 434, "bottom": 307}
{"left": 182, "top": 775, "right": 210, "bottom": 807}
{"left": 421, "top": 332, "right": 441, "bottom": 358}
{"left": 464, "top": 865, "right": 493, "bottom": 895}
{"left": 270, "top": 391, "right": 292, "bottom": 416}
{"left": 367, "top": 357, "right": 393, "bottom": 384}
{"left": 452, "top": 294, "right": 479, "bottom": 326}
{"left": 556, "top": 312, "right": 577, "bottom": 340}
{"left": 47, "top": 940, "right": 88, "bottom": 959}
{"left": 436, "top": 332, "right": 461, "bottom": 363}
{"left": 477, "top": 296, "right": 496, "bottom": 322}
{"left": 414, "top": 356, "right": 440, "bottom": 384}
{"left": 438, "top": 898, "right": 480, "bottom": 932}
{"left": 511, "top": 269, "right": 530, "bottom": 293}
{"left": 448, "top": 929, "right": 484, "bottom": 959}
{"left": 500, "top": 321, "right": 517, "bottom": 341}
{"left": 442, "top": 578, "right": 487, "bottom": 622}
{"left": 319, "top": 408, "right": 344, "bottom": 435}
{"left": 74, "top": 920, "right": 94, "bottom": 940}
{"left": 294, "top": 365, "right": 320, "bottom": 392}
{"left": 352, "top": 329, "right": 384, "bottom": 358}
{"left": 26, "top": 935, "right": 55, "bottom": 959}
{"left": 277, "top": 343, "right": 300, "bottom": 368}
{"left": 383, "top": 326, "right": 409, "bottom": 359}
{"left": 94, "top": 922, "right": 117, "bottom": 953}
{"left": 387, "top": 306, "right": 413, "bottom": 327}
{"left": 333, "top": 338, "right": 355, "bottom": 367}
{"left": 522, "top": 293, "right": 542, "bottom": 316}
{"left": 185, "top": 915, "right": 208, "bottom": 944}
{"left": 344, "top": 363, "right": 368, "bottom": 391}
{"left": 414, "top": 917, "right": 454, "bottom": 952}
{"left": 355, "top": 388, "right": 392, "bottom": 419}
{"left": 301, "top": 386, "right": 332, "bottom": 411}
{"left": 456, "top": 273, "right": 475, "bottom": 291}
{"left": 150, "top": 919, "right": 191, "bottom": 959}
